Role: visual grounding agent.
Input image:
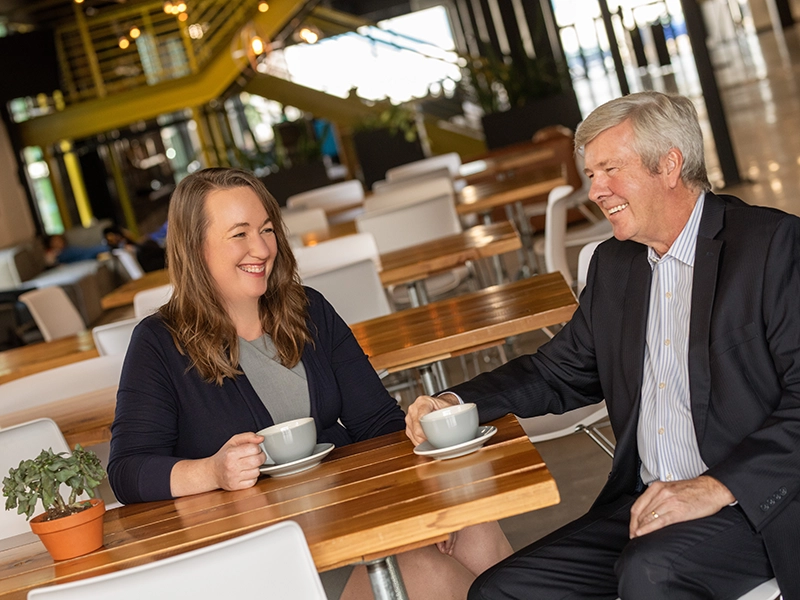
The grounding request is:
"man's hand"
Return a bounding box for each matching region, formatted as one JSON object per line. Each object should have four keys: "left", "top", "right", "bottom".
{"left": 629, "top": 475, "right": 735, "bottom": 538}
{"left": 405, "top": 393, "right": 460, "bottom": 445}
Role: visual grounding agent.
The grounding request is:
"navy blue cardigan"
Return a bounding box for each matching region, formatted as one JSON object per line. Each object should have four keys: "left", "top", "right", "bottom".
{"left": 108, "top": 287, "right": 405, "bottom": 504}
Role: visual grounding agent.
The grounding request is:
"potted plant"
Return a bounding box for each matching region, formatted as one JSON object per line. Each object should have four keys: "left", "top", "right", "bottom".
{"left": 3, "top": 445, "right": 107, "bottom": 560}
{"left": 462, "top": 42, "right": 583, "bottom": 149}
{"left": 352, "top": 101, "right": 425, "bottom": 189}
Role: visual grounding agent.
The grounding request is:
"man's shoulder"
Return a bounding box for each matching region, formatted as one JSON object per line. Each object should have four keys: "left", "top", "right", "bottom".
{"left": 713, "top": 193, "right": 800, "bottom": 234}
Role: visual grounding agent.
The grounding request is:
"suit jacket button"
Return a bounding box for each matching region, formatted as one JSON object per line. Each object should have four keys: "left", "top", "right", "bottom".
{"left": 780, "top": 487, "right": 787, "bottom": 496}
{"left": 761, "top": 503, "right": 770, "bottom": 511}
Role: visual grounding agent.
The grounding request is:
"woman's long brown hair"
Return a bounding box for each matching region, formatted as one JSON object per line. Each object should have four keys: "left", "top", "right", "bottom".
{"left": 160, "top": 167, "right": 310, "bottom": 385}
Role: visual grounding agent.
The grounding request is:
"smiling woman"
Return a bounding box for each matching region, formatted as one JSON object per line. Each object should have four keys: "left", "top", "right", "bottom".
{"left": 107, "top": 167, "right": 512, "bottom": 600}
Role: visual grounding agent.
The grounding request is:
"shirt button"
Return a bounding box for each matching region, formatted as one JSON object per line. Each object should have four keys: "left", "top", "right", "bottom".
{"left": 665, "top": 292, "right": 672, "bottom": 299}
{"left": 658, "top": 427, "right": 665, "bottom": 435}
{"left": 658, "top": 382, "right": 666, "bottom": 389}
{"left": 664, "top": 339, "right": 671, "bottom": 346}
{"left": 666, "top": 473, "right": 673, "bottom": 481}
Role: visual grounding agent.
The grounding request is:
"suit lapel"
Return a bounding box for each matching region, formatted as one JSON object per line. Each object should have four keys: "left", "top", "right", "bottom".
{"left": 620, "top": 247, "right": 651, "bottom": 418}
{"left": 689, "top": 193, "right": 724, "bottom": 446}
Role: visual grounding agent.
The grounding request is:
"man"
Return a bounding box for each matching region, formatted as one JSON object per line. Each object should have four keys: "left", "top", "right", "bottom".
{"left": 406, "top": 92, "right": 800, "bottom": 599}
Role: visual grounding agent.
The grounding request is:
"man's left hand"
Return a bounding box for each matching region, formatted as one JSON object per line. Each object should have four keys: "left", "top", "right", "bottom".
{"left": 629, "top": 475, "right": 735, "bottom": 538}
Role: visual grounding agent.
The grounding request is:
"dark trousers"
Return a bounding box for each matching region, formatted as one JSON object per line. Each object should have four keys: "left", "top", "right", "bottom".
{"left": 469, "top": 494, "right": 773, "bottom": 600}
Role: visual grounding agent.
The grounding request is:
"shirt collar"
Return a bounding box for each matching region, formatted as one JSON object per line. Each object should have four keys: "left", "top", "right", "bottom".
{"left": 647, "top": 192, "right": 705, "bottom": 268}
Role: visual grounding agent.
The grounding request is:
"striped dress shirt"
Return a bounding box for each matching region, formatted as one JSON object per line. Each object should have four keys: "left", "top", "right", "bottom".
{"left": 638, "top": 193, "right": 709, "bottom": 485}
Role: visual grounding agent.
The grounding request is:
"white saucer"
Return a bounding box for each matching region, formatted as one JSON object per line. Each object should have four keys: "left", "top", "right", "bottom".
{"left": 413, "top": 426, "right": 497, "bottom": 460}
{"left": 259, "top": 443, "right": 334, "bottom": 477}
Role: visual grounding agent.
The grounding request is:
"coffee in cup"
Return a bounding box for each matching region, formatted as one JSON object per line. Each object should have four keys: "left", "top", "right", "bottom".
{"left": 420, "top": 403, "right": 479, "bottom": 448}
{"left": 257, "top": 417, "right": 317, "bottom": 464}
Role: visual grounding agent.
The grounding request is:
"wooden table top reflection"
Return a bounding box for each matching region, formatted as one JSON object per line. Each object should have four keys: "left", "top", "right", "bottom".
{"left": 353, "top": 272, "right": 577, "bottom": 373}
{"left": 100, "top": 269, "right": 170, "bottom": 310}
{"left": 461, "top": 145, "right": 557, "bottom": 185}
{"left": 0, "top": 331, "right": 99, "bottom": 386}
{"left": 0, "top": 415, "right": 559, "bottom": 600}
{"left": 457, "top": 167, "right": 567, "bottom": 217}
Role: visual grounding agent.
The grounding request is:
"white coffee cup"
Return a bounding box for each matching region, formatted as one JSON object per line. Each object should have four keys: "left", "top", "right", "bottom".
{"left": 257, "top": 417, "right": 317, "bottom": 465}
{"left": 420, "top": 403, "right": 479, "bottom": 448}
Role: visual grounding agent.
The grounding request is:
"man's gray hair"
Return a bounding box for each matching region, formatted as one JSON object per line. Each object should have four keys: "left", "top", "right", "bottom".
{"left": 574, "top": 91, "right": 711, "bottom": 192}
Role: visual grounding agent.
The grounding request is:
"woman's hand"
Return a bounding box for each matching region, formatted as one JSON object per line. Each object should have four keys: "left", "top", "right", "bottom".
{"left": 436, "top": 531, "right": 458, "bottom": 556}
{"left": 405, "top": 393, "right": 460, "bottom": 445}
{"left": 209, "top": 432, "right": 266, "bottom": 491}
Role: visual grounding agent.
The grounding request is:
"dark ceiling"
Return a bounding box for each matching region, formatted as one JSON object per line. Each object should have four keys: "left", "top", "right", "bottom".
{"left": 0, "top": 0, "right": 410, "bottom": 34}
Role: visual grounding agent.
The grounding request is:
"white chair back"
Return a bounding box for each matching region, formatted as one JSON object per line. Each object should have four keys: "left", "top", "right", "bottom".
{"left": 577, "top": 240, "right": 602, "bottom": 296}
{"left": 0, "top": 418, "right": 73, "bottom": 539}
{"left": 27, "top": 521, "right": 328, "bottom": 599}
{"left": 386, "top": 152, "right": 461, "bottom": 181}
{"left": 281, "top": 207, "right": 329, "bottom": 238}
{"left": 91, "top": 316, "right": 142, "bottom": 356}
{"left": 303, "top": 259, "right": 391, "bottom": 324}
{"left": 0, "top": 354, "right": 124, "bottom": 417}
{"left": 112, "top": 248, "right": 144, "bottom": 281}
{"left": 356, "top": 193, "right": 462, "bottom": 254}
{"left": 541, "top": 185, "right": 612, "bottom": 288}
{"left": 19, "top": 286, "right": 86, "bottom": 342}
{"left": 133, "top": 284, "right": 173, "bottom": 318}
{"left": 294, "top": 233, "right": 381, "bottom": 278}
{"left": 363, "top": 176, "right": 454, "bottom": 214}
{"left": 286, "top": 180, "right": 364, "bottom": 210}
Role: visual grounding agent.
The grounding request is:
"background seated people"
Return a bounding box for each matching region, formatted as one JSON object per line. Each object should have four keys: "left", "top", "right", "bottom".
{"left": 406, "top": 91, "right": 800, "bottom": 600}
{"left": 108, "top": 167, "right": 512, "bottom": 600}
{"left": 43, "top": 233, "right": 108, "bottom": 266}
{"left": 103, "top": 225, "right": 165, "bottom": 272}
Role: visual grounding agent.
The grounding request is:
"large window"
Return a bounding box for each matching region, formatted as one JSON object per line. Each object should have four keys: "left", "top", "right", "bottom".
{"left": 264, "top": 5, "right": 462, "bottom": 104}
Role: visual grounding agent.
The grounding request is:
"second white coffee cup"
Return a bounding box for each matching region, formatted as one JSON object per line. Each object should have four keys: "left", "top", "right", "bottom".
{"left": 420, "top": 403, "right": 479, "bottom": 448}
{"left": 257, "top": 417, "right": 317, "bottom": 465}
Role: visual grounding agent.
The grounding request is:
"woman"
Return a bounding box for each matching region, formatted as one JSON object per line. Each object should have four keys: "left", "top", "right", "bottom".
{"left": 108, "top": 167, "right": 511, "bottom": 599}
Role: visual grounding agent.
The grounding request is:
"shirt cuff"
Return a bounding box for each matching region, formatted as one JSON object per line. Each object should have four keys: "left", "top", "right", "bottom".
{"left": 436, "top": 391, "right": 464, "bottom": 404}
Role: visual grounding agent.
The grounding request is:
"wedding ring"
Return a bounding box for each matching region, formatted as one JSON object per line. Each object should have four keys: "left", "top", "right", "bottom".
{"left": 651, "top": 511, "right": 659, "bottom": 519}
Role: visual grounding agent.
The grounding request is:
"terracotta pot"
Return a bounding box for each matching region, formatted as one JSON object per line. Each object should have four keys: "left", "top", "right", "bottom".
{"left": 30, "top": 498, "right": 105, "bottom": 560}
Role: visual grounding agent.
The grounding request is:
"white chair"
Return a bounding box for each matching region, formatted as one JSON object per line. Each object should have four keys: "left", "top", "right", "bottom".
{"left": 27, "top": 520, "right": 327, "bottom": 599}
{"left": 357, "top": 192, "right": 469, "bottom": 304}
{"left": 91, "top": 316, "right": 142, "bottom": 356}
{"left": 386, "top": 152, "right": 462, "bottom": 181}
{"left": 294, "top": 233, "right": 382, "bottom": 279}
{"left": 534, "top": 184, "right": 612, "bottom": 288}
{"left": 363, "top": 176, "right": 454, "bottom": 214}
{"left": 281, "top": 207, "right": 329, "bottom": 239}
{"left": 0, "top": 418, "right": 74, "bottom": 540}
{"left": 577, "top": 239, "right": 603, "bottom": 296}
{"left": 133, "top": 284, "right": 173, "bottom": 318}
{"left": 303, "top": 259, "right": 391, "bottom": 324}
{"left": 0, "top": 354, "right": 124, "bottom": 416}
{"left": 112, "top": 248, "right": 144, "bottom": 281}
{"left": 19, "top": 286, "right": 86, "bottom": 342}
{"left": 286, "top": 180, "right": 365, "bottom": 223}
{"left": 518, "top": 401, "right": 615, "bottom": 458}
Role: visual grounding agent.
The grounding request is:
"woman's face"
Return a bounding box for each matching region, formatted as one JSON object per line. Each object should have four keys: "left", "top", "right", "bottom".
{"left": 202, "top": 186, "right": 278, "bottom": 314}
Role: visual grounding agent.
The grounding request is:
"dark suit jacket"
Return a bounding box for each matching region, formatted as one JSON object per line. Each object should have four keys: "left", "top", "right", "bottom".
{"left": 448, "top": 193, "right": 800, "bottom": 597}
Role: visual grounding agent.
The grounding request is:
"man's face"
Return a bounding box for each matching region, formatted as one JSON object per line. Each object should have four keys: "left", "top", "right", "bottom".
{"left": 583, "top": 120, "right": 674, "bottom": 252}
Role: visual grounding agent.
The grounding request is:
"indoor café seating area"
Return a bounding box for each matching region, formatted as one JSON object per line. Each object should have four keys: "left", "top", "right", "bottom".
{"left": 0, "top": 0, "right": 797, "bottom": 597}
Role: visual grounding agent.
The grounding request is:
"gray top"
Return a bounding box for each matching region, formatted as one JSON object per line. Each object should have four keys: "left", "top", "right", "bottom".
{"left": 238, "top": 334, "right": 310, "bottom": 424}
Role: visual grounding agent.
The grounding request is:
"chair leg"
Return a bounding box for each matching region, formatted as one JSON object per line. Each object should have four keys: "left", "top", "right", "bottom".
{"left": 578, "top": 425, "right": 615, "bottom": 458}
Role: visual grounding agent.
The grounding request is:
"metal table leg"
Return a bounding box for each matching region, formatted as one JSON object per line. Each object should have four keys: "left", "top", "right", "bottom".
{"left": 365, "top": 556, "right": 409, "bottom": 600}
{"left": 418, "top": 364, "right": 438, "bottom": 396}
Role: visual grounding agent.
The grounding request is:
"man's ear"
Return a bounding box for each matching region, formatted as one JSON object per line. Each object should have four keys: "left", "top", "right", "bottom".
{"left": 664, "top": 148, "right": 683, "bottom": 188}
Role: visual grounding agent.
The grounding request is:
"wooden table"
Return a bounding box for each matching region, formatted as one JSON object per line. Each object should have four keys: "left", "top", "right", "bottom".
{"left": 0, "top": 331, "right": 99, "bottom": 385}
{"left": 0, "top": 415, "right": 559, "bottom": 600}
{"left": 457, "top": 167, "right": 566, "bottom": 218}
{"left": 461, "top": 145, "right": 556, "bottom": 185}
{"left": 0, "top": 273, "right": 577, "bottom": 447}
{"left": 353, "top": 272, "right": 577, "bottom": 392}
{"left": 378, "top": 221, "right": 521, "bottom": 304}
{"left": 100, "top": 269, "right": 170, "bottom": 310}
